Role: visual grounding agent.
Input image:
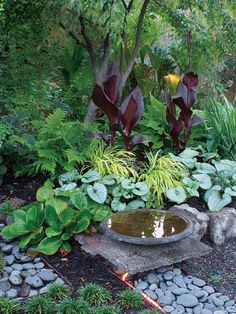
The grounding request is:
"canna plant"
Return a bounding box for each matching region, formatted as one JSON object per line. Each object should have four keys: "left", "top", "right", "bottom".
{"left": 92, "top": 60, "right": 149, "bottom": 150}
{"left": 164, "top": 72, "right": 202, "bottom": 154}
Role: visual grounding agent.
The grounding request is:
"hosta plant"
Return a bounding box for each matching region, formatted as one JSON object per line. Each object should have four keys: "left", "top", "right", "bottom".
{"left": 167, "top": 149, "right": 236, "bottom": 211}
{"left": 1, "top": 181, "right": 111, "bottom": 255}
{"left": 56, "top": 170, "right": 149, "bottom": 212}
{"left": 164, "top": 72, "right": 202, "bottom": 154}
{"left": 92, "top": 60, "right": 149, "bottom": 150}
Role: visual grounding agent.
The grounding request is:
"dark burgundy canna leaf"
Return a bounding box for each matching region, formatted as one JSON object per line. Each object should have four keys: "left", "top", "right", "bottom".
{"left": 190, "top": 114, "right": 202, "bottom": 128}
{"left": 120, "top": 86, "right": 144, "bottom": 136}
{"left": 183, "top": 72, "right": 199, "bottom": 90}
{"left": 103, "top": 60, "right": 122, "bottom": 104}
{"left": 92, "top": 84, "right": 119, "bottom": 125}
{"left": 175, "top": 82, "right": 196, "bottom": 108}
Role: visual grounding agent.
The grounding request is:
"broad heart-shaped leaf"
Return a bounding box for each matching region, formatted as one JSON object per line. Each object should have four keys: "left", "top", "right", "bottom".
{"left": 133, "top": 182, "right": 149, "bottom": 196}
{"left": 26, "top": 206, "right": 45, "bottom": 230}
{"left": 93, "top": 209, "right": 111, "bottom": 222}
{"left": 195, "top": 162, "right": 216, "bottom": 174}
{"left": 92, "top": 84, "right": 119, "bottom": 125}
{"left": 112, "top": 186, "right": 123, "bottom": 198}
{"left": 166, "top": 187, "right": 187, "bottom": 204}
{"left": 81, "top": 170, "right": 100, "bottom": 183}
{"left": 186, "top": 187, "right": 199, "bottom": 197}
{"left": 111, "top": 198, "right": 126, "bottom": 211}
{"left": 178, "top": 149, "right": 199, "bottom": 159}
{"left": 204, "top": 185, "right": 221, "bottom": 202}
{"left": 45, "top": 197, "right": 68, "bottom": 214}
{"left": 76, "top": 217, "right": 90, "bottom": 233}
{"left": 59, "top": 207, "right": 76, "bottom": 226}
{"left": 120, "top": 86, "right": 144, "bottom": 136}
{"left": 45, "top": 205, "right": 60, "bottom": 228}
{"left": 102, "top": 175, "right": 116, "bottom": 186}
{"left": 36, "top": 186, "right": 54, "bottom": 202}
{"left": 37, "top": 235, "right": 63, "bottom": 255}
{"left": 212, "top": 160, "right": 232, "bottom": 172}
{"left": 192, "top": 174, "right": 212, "bottom": 190}
{"left": 87, "top": 183, "right": 107, "bottom": 204}
{"left": 1, "top": 223, "right": 29, "bottom": 238}
{"left": 121, "top": 178, "right": 136, "bottom": 190}
{"left": 207, "top": 191, "right": 232, "bottom": 212}
{"left": 225, "top": 187, "right": 236, "bottom": 197}
{"left": 58, "top": 170, "right": 81, "bottom": 186}
{"left": 126, "top": 200, "right": 145, "bottom": 210}
{"left": 70, "top": 190, "right": 88, "bottom": 210}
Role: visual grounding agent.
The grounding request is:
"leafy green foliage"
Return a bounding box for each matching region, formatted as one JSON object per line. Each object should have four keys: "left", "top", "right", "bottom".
{"left": 0, "top": 298, "right": 20, "bottom": 314}
{"left": 78, "top": 283, "right": 112, "bottom": 306}
{"left": 84, "top": 140, "right": 138, "bottom": 178}
{"left": 168, "top": 148, "right": 236, "bottom": 211}
{"left": 139, "top": 152, "right": 188, "bottom": 207}
{"left": 57, "top": 170, "right": 149, "bottom": 212}
{"left": 56, "top": 298, "right": 91, "bottom": 314}
{"left": 10, "top": 109, "right": 94, "bottom": 176}
{"left": 95, "top": 304, "right": 121, "bottom": 314}
{"left": 46, "top": 283, "right": 71, "bottom": 300}
{"left": 203, "top": 96, "right": 236, "bottom": 160}
{"left": 23, "top": 295, "right": 55, "bottom": 314}
{"left": 117, "top": 289, "right": 144, "bottom": 309}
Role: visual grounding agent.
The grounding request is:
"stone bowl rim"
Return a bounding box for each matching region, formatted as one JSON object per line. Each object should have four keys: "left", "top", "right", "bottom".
{"left": 99, "top": 208, "right": 194, "bottom": 245}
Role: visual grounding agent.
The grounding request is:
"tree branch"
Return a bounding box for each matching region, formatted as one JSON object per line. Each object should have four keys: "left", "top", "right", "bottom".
{"left": 59, "top": 22, "right": 86, "bottom": 49}
{"left": 122, "top": 0, "right": 150, "bottom": 86}
{"left": 79, "top": 15, "right": 98, "bottom": 76}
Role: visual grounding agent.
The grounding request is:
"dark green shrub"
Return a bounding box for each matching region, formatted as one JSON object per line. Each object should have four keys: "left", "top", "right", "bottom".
{"left": 0, "top": 297, "right": 20, "bottom": 314}
{"left": 78, "top": 283, "right": 112, "bottom": 306}
{"left": 46, "top": 283, "right": 71, "bottom": 300}
{"left": 117, "top": 289, "right": 144, "bottom": 309}
{"left": 23, "top": 295, "right": 55, "bottom": 314}
{"left": 57, "top": 298, "right": 91, "bottom": 314}
{"left": 95, "top": 304, "right": 122, "bottom": 314}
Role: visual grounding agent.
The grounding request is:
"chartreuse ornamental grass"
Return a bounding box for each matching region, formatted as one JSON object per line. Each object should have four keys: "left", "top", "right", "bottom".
{"left": 83, "top": 140, "right": 138, "bottom": 178}
{"left": 78, "top": 283, "right": 112, "bottom": 306}
{"left": 139, "top": 152, "right": 188, "bottom": 207}
{"left": 0, "top": 298, "right": 20, "bottom": 314}
{"left": 117, "top": 289, "right": 144, "bottom": 309}
{"left": 46, "top": 282, "right": 71, "bottom": 300}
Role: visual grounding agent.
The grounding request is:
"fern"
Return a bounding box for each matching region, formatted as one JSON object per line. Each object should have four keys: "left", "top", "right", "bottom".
{"left": 11, "top": 109, "right": 95, "bottom": 177}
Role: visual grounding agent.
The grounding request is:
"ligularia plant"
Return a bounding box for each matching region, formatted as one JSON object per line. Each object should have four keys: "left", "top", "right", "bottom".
{"left": 166, "top": 149, "right": 236, "bottom": 211}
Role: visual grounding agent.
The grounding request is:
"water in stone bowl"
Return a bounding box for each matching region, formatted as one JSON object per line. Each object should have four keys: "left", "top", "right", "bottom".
{"left": 100, "top": 209, "right": 194, "bottom": 245}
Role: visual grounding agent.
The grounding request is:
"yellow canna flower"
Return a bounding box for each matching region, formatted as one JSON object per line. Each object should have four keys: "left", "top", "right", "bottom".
{"left": 164, "top": 74, "right": 181, "bottom": 96}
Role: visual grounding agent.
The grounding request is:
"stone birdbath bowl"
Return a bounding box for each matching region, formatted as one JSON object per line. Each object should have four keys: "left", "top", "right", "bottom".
{"left": 100, "top": 208, "right": 194, "bottom": 245}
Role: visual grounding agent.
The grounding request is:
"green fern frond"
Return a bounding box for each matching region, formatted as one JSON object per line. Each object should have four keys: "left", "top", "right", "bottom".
{"left": 65, "top": 149, "right": 86, "bottom": 164}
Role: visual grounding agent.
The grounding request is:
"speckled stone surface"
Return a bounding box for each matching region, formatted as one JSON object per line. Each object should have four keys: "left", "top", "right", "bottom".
{"left": 75, "top": 233, "right": 212, "bottom": 275}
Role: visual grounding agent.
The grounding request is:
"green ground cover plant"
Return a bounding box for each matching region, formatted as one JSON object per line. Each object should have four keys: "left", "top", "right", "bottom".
{"left": 78, "top": 283, "right": 112, "bottom": 306}
{"left": 117, "top": 289, "right": 144, "bottom": 309}
{"left": 166, "top": 148, "right": 236, "bottom": 211}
